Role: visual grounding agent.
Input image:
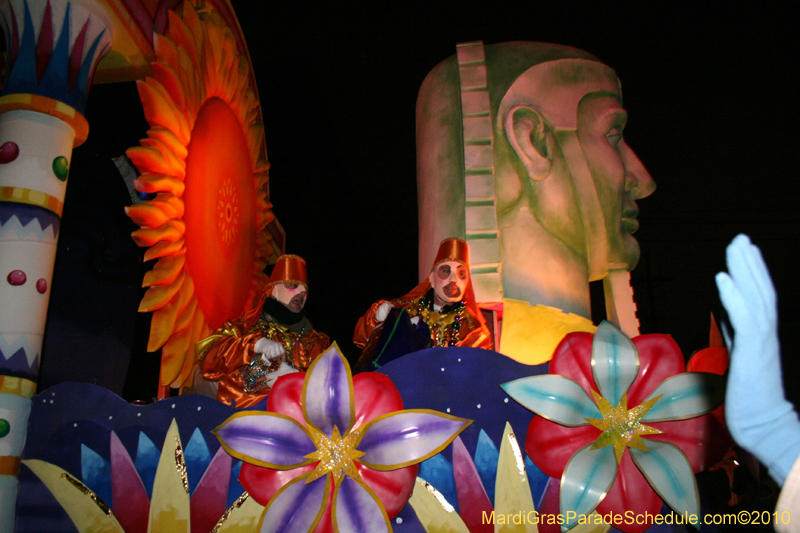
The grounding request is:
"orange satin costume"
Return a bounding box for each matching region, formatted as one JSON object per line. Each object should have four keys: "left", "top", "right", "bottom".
{"left": 198, "top": 255, "right": 330, "bottom": 408}
{"left": 354, "top": 238, "right": 492, "bottom": 351}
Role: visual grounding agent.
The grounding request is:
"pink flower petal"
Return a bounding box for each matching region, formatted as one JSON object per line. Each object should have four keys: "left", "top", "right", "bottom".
{"left": 356, "top": 463, "right": 417, "bottom": 518}
{"left": 526, "top": 416, "right": 599, "bottom": 479}
{"left": 352, "top": 373, "right": 404, "bottom": 432}
{"left": 550, "top": 332, "right": 598, "bottom": 396}
{"left": 267, "top": 372, "right": 307, "bottom": 427}
{"left": 596, "top": 453, "right": 662, "bottom": 533}
{"left": 627, "top": 335, "right": 685, "bottom": 405}
{"left": 240, "top": 463, "right": 315, "bottom": 506}
{"left": 646, "top": 415, "right": 730, "bottom": 473}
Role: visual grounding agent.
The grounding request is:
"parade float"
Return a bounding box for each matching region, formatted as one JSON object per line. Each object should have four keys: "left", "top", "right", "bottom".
{"left": 1, "top": 1, "right": 740, "bottom": 532}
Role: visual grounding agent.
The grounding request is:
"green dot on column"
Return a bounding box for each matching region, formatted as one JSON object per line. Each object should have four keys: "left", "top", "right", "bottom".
{"left": 0, "top": 418, "right": 9, "bottom": 438}
{"left": 53, "top": 156, "right": 69, "bottom": 181}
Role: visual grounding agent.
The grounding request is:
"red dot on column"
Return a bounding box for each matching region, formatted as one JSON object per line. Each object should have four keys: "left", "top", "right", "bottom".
{"left": 7, "top": 270, "right": 26, "bottom": 285}
{"left": 37, "top": 278, "right": 48, "bottom": 294}
{"left": 0, "top": 142, "right": 19, "bottom": 164}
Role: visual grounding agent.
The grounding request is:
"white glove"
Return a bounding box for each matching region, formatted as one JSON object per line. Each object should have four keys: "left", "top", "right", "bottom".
{"left": 375, "top": 302, "right": 394, "bottom": 323}
{"left": 410, "top": 316, "right": 421, "bottom": 325}
{"left": 265, "top": 362, "right": 299, "bottom": 388}
{"left": 254, "top": 337, "right": 286, "bottom": 359}
{"left": 716, "top": 234, "right": 800, "bottom": 485}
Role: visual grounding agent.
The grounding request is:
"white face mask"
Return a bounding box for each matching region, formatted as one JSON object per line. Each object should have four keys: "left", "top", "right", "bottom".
{"left": 271, "top": 282, "right": 308, "bottom": 312}
{"left": 428, "top": 261, "right": 469, "bottom": 305}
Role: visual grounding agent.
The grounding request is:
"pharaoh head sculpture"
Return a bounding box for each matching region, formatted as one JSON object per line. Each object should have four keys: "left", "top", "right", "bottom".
{"left": 417, "top": 41, "right": 655, "bottom": 319}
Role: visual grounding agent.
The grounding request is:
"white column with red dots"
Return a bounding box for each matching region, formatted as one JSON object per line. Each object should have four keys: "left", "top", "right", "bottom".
{"left": 0, "top": 111, "right": 74, "bottom": 372}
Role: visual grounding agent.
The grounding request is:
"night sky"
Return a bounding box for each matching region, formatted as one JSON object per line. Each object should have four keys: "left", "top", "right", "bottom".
{"left": 34, "top": 3, "right": 800, "bottom": 403}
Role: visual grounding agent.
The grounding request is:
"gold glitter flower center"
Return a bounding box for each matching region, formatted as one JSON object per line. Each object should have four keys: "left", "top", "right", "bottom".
{"left": 585, "top": 391, "right": 662, "bottom": 464}
{"left": 305, "top": 426, "right": 363, "bottom": 483}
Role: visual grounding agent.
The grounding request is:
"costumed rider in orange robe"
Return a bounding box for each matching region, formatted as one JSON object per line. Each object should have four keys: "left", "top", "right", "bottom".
{"left": 354, "top": 238, "right": 492, "bottom": 368}
{"left": 198, "top": 254, "right": 330, "bottom": 407}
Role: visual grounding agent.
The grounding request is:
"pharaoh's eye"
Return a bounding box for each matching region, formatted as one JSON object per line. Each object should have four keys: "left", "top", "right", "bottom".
{"left": 457, "top": 267, "right": 467, "bottom": 280}
{"left": 437, "top": 265, "right": 451, "bottom": 279}
{"left": 285, "top": 283, "right": 299, "bottom": 289}
{"left": 606, "top": 126, "right": 623, "bottom": 148}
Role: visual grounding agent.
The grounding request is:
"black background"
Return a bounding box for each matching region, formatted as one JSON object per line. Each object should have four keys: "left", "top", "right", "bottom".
{"left": 27, "top": 2, "right": 800, "bottom": 404}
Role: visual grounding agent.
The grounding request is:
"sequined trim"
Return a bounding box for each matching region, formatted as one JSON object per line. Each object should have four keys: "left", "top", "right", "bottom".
{"left": 211, "top": 492, "right": 250, "bottom": 533}
{"left": 61, "top": 472, "right": 113, "bottom": 516}
{"left": 174, "top": 436, "right": 189, "bottom": 493}
{"left": 419, "top": 478, "right": 455, "bottom": 512}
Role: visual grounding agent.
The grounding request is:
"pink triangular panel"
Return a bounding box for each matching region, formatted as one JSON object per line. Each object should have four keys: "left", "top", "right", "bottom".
{"left": 110, "top": 431, "right": 150, "bottom": 533}
{"left": 451, "top": 436, "right": 493, "bottom": 533}
{"left": 536, "top": 477, "right": 561, "bottom": 533}
{"left": 35, "top": 0, "right": 54, "bottom": 82}
{"left": 190, "top": 446, "right": 231, "bottom": 533}
{"left": 68, "top": 18, "right": 90, "bottom": 90}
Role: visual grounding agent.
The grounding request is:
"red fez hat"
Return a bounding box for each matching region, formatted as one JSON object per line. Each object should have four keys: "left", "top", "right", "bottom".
{"left": 266, "top": 254, "right": 308, "bottom": 288}
{"left": 432, "top": 237, "right": 470, "bottom": 270}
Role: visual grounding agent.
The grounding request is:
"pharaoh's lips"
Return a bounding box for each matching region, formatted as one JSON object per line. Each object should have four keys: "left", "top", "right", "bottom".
{"left": 621, "top": 207, "right": 640, "bottom": 234}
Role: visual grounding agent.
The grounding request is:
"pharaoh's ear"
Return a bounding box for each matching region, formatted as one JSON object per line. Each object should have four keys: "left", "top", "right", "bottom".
{"left": 504, "top": 105, "right": 552, "bottom": 181}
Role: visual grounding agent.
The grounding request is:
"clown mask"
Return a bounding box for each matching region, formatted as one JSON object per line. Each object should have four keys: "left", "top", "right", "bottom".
{"left": 272, "top": 282, "right": 308, "bottom": 312}
{"left": 429, "top": 261, "right": 469, "bottom": 306}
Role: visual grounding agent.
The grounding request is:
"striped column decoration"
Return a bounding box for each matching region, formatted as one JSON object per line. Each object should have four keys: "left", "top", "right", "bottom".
{"left": 455, "top": 41, "right": 503, "bottom": 305}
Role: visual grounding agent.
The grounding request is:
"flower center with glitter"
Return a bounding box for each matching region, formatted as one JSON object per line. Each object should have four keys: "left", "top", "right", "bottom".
{"left": 305, "top": 426, "right": 363, "bottom": 483}
{"left": 585, "top": 391, "right": 662, "bottom": 464}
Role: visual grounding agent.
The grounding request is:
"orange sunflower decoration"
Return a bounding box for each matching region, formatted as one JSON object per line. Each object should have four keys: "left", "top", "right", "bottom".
{"left": 124, "top": 1, "right": 276, "bottom": 392}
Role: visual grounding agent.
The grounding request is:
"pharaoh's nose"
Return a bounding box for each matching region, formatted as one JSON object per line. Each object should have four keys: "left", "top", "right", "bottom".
{"left": 622, "top": 145, "right": 655, "bottom": 199}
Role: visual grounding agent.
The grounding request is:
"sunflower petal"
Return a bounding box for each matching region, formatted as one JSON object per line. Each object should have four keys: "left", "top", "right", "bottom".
{"left": 641, "top": 373, "right": 726, "bottom": 422}
{"left": 151, "top": 62, "right": 186, "bottom": 112}
{"left": 140, "top": 137, "right": 186, "bottom": 176}
{"left": 135, "top": 79, "right": 190, "bottom": 146}
{"left": 125, "top": 202, "right": 170, "bottom": 227}
{"left": 560, "top": 444, "right": 617, "bottom": 529}
{"left": 214, "top": 412, "right": 315, "bottom": 469}
{"left": 143, "top": 238, "right": 185, "bottom": 262}
{"left": 333, "top": 476, "right": 390, "bottom": 533}
{"left": 148, "top": 274, "right": 195, "bottom": 350}
{"left": 147, "top": 127, "right": 188, "bottom": 160}
{"left": 358, "top": 410, "right": 470, "bottom": 470}
{"left": 142, "top": 256, "right": 185, "bottom": 287}
{"left": 591, "top": 321, "right": 639, "bottom": 405}
{"left": 502, "top": 375, "right": 600, "bottom": 426}
{"left": 160, "top": 325, "right": 192, "bottom": 386}
{"left": 131, "top": 220, "right": 185, "bottom": 248}
{"left": 133, "top": 174, "right": 185, "bottom": 196}
{"left": 139, "top": 270, "right": 185, "bottom": 313}
{"left": 153, "top": 33, "right": 180, "bottom": 72}
{"left": 302, "top": 344, "right": 353, "bottom": 436}
{"left": 629, "top": 441, "right": 700, "bottom": 518}
{"left": 128, "top": 145, "right": 184, "bottom": 180}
